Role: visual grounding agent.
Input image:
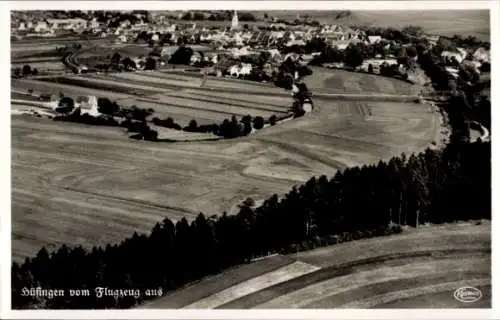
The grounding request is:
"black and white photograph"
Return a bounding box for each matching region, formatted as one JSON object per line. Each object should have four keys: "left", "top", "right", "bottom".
{"left": 5, "top": 1, "right": 494, "bottom": 314}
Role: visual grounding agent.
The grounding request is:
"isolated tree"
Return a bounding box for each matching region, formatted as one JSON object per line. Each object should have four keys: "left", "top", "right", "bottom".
{"left": 406, "top": 46, "right": 418, "bottom": 58}
{"left": 368, "top": 63, "right": 374, "bottom": 73}
{"left": 252, "top": 116, "right": 265, "bottom": 130}
{"left": 111, "top": 53, "right": 121, "bottom": 65}
{"left": 269, "top": 114, "right": 278, "bottom": 126}
{"left": 344, "top": 44, "right": 364, "bottom": 69}
{"left": 122, "top": 57, "right": 137, "bottom": 71}
{"left": 145, "top": 57, "right": 157, "bottom": 70}
{"left": 56, "top": 97, "right": 75, "bottom": 114}
{"left": 241, "top": 115, "right": 253, "bottom": 135}
{"left": 22, "top": 65, "right": 32, "bottom": 76}
{"left": 97, "top": 97, "right": 120, "bottom": 115}
{"left": 169, "top": 46, "right": 194, "bottom": 65}
{"left": 184, "top": 119, "right": 198, "bottom": 132}
{"left": 31, "top": 68, "right": 39, "bottom": 76}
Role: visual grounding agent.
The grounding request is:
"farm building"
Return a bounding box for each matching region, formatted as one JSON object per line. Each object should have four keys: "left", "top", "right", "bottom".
{"left": 441, "top": 51, "right": 465, "bottom": 64}
{"left": 368, "top": 36, "right": 382, "bottom": 44}
{"left": 228, "top": 63, "right": 253, "bottom": 77}
{"left": 34, "top": 21, "right": 49, "bottom": 33}
{"left": 473, "top": 47, "right": 490, "bottom": 63}
{"left": 302, "top": 98, "right": 313, "bottom": 113}
{"left": 76, "top": 96, "right": 100, "bottom": 116}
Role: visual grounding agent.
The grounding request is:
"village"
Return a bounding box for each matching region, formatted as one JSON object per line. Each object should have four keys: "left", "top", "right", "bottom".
{"left": 11, "top": 10, "right": 490, "bottom": 84}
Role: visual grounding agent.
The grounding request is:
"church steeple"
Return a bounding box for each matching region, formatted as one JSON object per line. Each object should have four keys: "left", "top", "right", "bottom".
{"left": 231, "top": 10, "right": 239, "bottom": 30}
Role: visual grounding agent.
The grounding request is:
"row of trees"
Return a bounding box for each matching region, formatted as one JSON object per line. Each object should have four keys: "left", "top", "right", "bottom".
{"left": 12, "top": 133, "right": 490, "bottom": 309}
{"left": 13, "top": 65, "right": 39, "bottom": 78}
{"left": 97, "top": 53, "right": 157, "bottom": 72}
{"left": 180, "top": 11, "right": 256, "bottom": 22}
{"left": 182, "top": 114, "right": 266, "bottom": 138}
{"left": 310, "top": 43, "right": 368, "bottom": 69}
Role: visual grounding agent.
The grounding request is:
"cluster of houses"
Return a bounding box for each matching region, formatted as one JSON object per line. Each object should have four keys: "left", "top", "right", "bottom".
{"left": 12, "top": 11, "right": 490, "bottom": 83}
{"left": 13, "top": 18, "right": 100, "bottom": 36}
{"left": 442, "top": 46, "right": 490, "bottom": 79}
{"left": 39, "top": 93, "right": 100, "bottom": 116}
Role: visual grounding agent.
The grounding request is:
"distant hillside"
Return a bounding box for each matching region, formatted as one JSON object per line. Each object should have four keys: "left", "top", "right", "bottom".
{"left": 260, "top": 10, "right": 490, "bottom": 41}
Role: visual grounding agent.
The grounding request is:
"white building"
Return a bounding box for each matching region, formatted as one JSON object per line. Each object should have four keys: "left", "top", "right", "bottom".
{"left": 89, "top": 18, "right": 100, "bottom": 30}
{"left": 441, "top": 51, "right": 465, "bottom": 64}
{"left": 34, "top": 21, "right": 49, "bottom": 33}
{"left": 473, "top": 47, "right": 490, "bottom": 63}
{"left": 76, "top": 96, "right": 100, "bottom": 116}
{"left": 228, "top": 63, "right": 252, "bottom": 78}
{"left": 190, "top": 52, "right": 202, "bottom": 64}
{"left": 368, "top": 36, "right": 382, "bottom": 44}
{"left": 18, "top": 21, "right": 26, "bottom": 31}
{"left": 302, "top": 98, "right": 313, "bottom": 113}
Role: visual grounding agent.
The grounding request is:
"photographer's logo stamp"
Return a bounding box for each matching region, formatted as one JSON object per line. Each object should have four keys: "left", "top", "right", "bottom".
{"left": 453, "top": 286, "right": 482, "bottom": 303}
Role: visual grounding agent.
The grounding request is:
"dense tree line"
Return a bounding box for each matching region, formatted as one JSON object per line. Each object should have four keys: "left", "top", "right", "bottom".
{"left": 13, "top": 65, "right": 40, "bottom": 78}
{"left": 12, "top": 126, "right": 490, "bottom": 309}
{"left": 152, "top": 117, "right": 183, "bottom": 130}
{"left": 182, "top": 114, "right": 267, "bottom": 138}
{"left": 180, "top": 11, "right": 256, "bottom": 22}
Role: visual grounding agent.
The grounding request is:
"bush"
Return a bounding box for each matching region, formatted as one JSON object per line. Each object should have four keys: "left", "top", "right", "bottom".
{"left": 127, "top": 121, "right": 149, "bottom": 133}
{"left": 390, "top": 224, "right": 403, "bottom": 234}
{"left": 252, "top": 116, "right": 265, "bottom": 130}
{"left": 153, "top": 117, "right": 182, "bottom": 130}
{"left": 130, "top": 133, "right": 143, "bottom": 140}
{"left": 183, "top": 119, "right": 199, "bottom": 132}
{"left": 269, "top": 115, "right": 278, "bottom": 126}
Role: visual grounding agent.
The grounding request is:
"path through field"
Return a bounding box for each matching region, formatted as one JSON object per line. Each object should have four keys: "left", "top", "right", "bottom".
{"left": 139, "top": 222, "right": 490, "bottom": 309}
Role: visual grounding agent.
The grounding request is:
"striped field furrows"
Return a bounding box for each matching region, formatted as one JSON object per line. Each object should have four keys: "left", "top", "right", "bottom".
{"left": 144, "top": 223, "right": 489, "bottom": 309}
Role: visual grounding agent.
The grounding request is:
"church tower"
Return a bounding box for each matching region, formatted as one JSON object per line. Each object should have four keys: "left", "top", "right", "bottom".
{"left": 231, "top": 10, "right": 239, "bottom": 30}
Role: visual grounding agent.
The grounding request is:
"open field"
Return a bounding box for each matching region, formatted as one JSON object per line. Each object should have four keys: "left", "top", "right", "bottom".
{"left": 140, "top": 222, "right": 490, "bottom": 308}
{"left": 306, "top": 67, "right": 420, "bottom": 95}
{"left": 12, "top": 72, "right": 440, "bottom": 261}
{"left": 258, "top": 10, "right": 490, "bottom": 41}
{"left": 12, "top": 61, "right": 67, "bottom": 72}
{"left": 12, "top": 71, "right": 294, "bottom": 125}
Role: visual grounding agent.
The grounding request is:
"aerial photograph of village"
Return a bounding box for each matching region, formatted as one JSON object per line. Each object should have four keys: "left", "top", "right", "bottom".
{"left": 10, "top": 9, "right": 491, "bottom": 310}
